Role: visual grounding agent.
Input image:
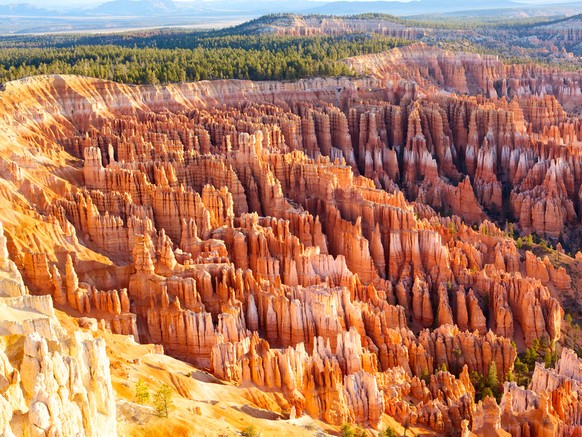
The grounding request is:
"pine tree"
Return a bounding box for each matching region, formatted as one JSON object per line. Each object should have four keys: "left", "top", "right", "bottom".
{"left": 403, "top": 420, "right": 410, "bottom": 437}
{"left": 135, "top": 379, "right": 150, "bottom": 405}
{"left": 486, "top": 362, "right": 500, "bottom": 399}
{"left": 153, "top": 384, "right": 175, "bottom": 418}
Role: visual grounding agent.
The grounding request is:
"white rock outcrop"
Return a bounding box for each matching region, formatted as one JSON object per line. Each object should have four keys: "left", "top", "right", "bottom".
{"left": 0, "top": 221, "right": 117, "bottom": 436}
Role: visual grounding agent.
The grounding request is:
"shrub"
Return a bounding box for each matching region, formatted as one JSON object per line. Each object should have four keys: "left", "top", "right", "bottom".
{"left": 420, "top": 369, "right": 430, "bottom": 384}
{"left": 515, "top": 237, "right": 523, "bottom": 249}
{"left": 566, "top": 313, "right": 573, "bottom": 325}
{"left": 482, "top": 387, "right": 494, "bottom": 398}
{"left": 241, "top": 426, "right": 261, "bottom": 437}
{"left": 340, "top": 423, "right": 355, "bottom": 437}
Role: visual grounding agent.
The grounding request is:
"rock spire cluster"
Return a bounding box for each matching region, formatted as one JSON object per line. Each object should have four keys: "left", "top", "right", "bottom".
{"left": 0, "top": 43, "right": 580, "bottom": 434}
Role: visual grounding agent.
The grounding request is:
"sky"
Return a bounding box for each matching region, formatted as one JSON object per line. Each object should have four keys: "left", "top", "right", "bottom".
{"left": 0, "top": 0, "right": 578, "bottom": 7}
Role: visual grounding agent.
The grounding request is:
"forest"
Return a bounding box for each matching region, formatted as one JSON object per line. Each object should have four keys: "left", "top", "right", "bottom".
{"left": 0, "top": 31, "right": 408, "bottom": 84}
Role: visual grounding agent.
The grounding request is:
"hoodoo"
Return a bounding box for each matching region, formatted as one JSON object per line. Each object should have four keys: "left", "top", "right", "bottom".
{"left": 0, "top": 38, "right": 582, "bottom": 435}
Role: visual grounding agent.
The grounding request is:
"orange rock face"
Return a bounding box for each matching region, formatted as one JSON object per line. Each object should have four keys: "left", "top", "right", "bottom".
{"left": 0, "top": 43, "right": 581, "bottom": 434}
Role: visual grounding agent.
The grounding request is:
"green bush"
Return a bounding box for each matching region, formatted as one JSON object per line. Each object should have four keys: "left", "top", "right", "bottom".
{"left": 241, "top": 426, "right": 261, "bottom": 437}
{"left": 511, "top": 338, "right": 557, "bottom": 388}
{"left": 420, "top": 368, "right": 430, "bottom": 384}
{"left": 340, "top": 423, "right": 355, "bottom": 437}
{"left": 515, "top": 237, "right": 523, "bottom": 249}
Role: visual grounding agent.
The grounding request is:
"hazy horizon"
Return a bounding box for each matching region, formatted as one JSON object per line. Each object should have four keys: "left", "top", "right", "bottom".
{"left": 0, "top": 0, "right": 579, "bottom": 7}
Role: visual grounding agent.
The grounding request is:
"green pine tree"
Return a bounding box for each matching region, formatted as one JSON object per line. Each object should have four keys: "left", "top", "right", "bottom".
{"left": 153, "top": 384, "right": 175, "bottom": 418}
{"left": 135, "top": 379, "right": 150, "bottom": 405}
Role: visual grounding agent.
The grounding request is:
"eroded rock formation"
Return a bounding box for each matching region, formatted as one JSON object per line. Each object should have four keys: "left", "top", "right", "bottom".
{"left": 0, "top": 222, "right": 116, "bottom": 436}
{"left": 0, "top": 43, "right": 580, "bottom": 434}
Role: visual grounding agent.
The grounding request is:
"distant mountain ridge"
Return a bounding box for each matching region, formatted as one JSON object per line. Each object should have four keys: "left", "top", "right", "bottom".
{"left": 301, "top": 0, "right": 522, "bottom": 15}
{"left": 0, "top": 0, "right": 564, "bottom": 18}
{"left": 87, "top": 0, "right": 179, "bottom": 16}
{"left": 0, "top": 0, "right": 582, "bottom": 34}
{"left": 0, "top": 3, "right": 54, "bottom": 16}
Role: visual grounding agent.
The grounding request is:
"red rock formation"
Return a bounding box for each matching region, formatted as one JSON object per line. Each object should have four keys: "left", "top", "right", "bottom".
{"left": 0, "top": 50, "right": 581, "bottom": 433}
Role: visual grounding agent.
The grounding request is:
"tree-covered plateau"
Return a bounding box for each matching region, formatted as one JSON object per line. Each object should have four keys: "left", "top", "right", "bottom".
{"left": 0, "top": 33, "right": 408, "bottom": 85}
